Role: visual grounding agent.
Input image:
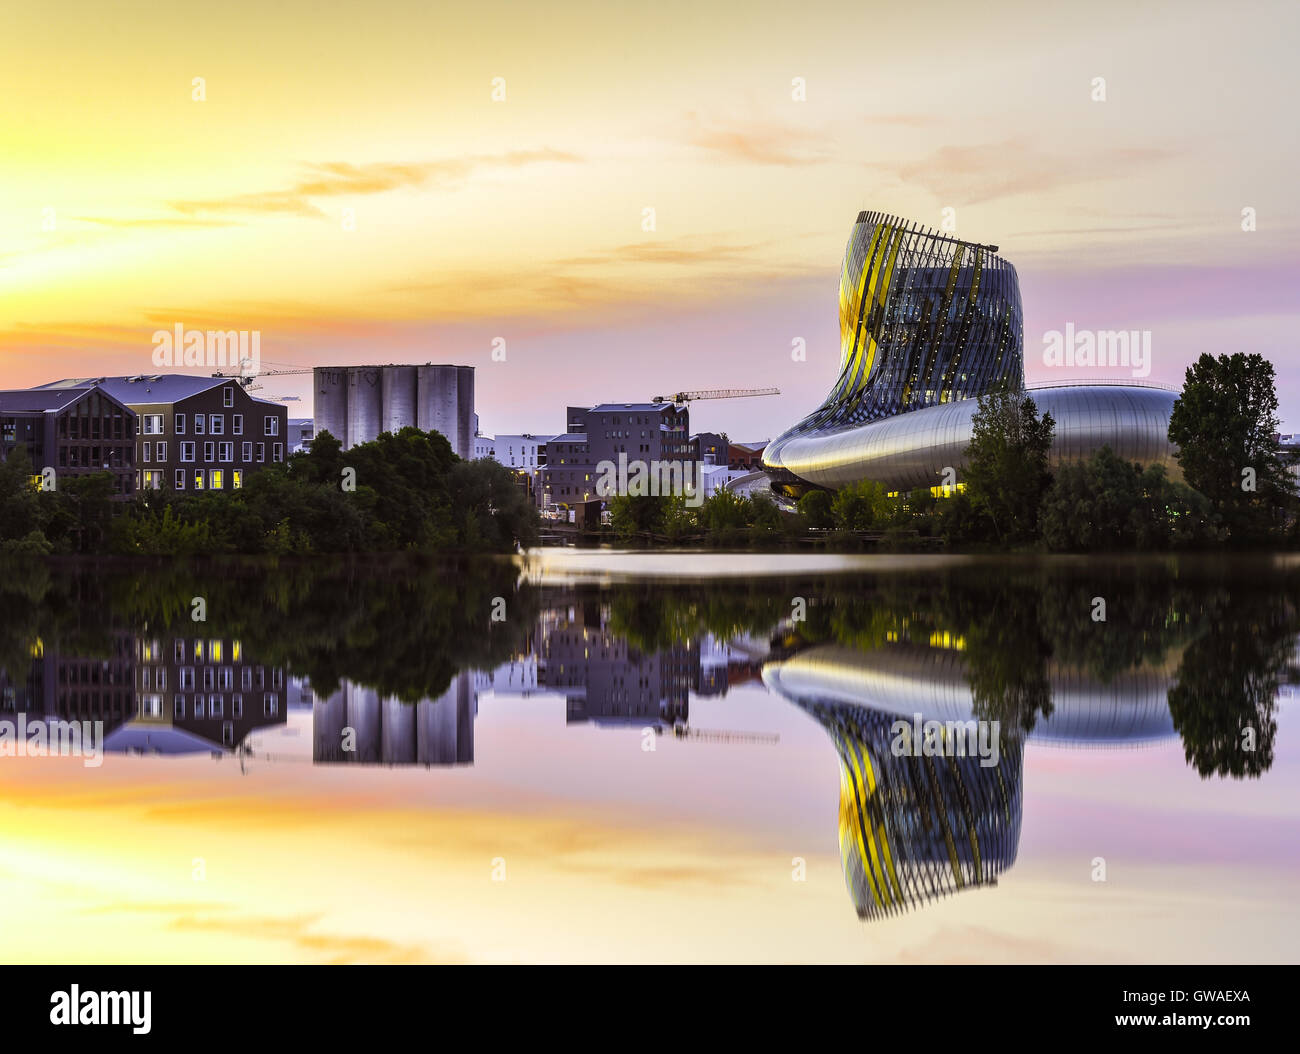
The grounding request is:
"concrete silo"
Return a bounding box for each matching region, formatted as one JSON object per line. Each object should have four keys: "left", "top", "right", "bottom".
{"left": 455, "top": 366, "right": 475, "bottom": 459}
{"left": 347, "top": 367, "right": 384, "bottom": 447}
{"left": 313, "top": 368, "right": 350, "bottom": 447}
{"left": 381, "top": 365, "right": 418, "bottom": 437}
{"left": 417, "top": 365, "right": 461, "bottom": 454}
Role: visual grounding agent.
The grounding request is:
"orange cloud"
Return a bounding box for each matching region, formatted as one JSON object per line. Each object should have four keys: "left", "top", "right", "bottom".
{"left": 167, "top": 150, "right": 583, "bottom": 218}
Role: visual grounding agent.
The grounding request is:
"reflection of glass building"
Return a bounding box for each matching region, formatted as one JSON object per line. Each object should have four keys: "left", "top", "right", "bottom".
{"left": 763, "top": 211, "right": 1180, "bottom": 495}
{"left": 765, "top": 643, "right": 1178, "bottom": 746}
{"left": 800, "top": 699, "right": 1022, "bottom": 921}
{"left": 765, "top": 640, "right": 1182, "bottom": 919}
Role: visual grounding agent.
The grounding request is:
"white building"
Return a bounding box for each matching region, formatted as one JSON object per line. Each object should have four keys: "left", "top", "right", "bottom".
{"left": 474, "top": 433, "right": 555, "bottom": 474}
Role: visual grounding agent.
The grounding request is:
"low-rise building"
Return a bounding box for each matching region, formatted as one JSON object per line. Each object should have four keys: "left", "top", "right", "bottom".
{"left": 0, "top": 385, "right": 137, "bottom": 497}
{"left": 539, "top": 402, "right": 691, "bottom": 513}
{"left": 39, "top": 375, "right": 288, "bottom": 493}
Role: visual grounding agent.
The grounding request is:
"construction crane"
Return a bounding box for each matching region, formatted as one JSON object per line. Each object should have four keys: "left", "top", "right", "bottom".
{"left": 211, "top": 360, "right": 314, "bottom": 392}
{"left": 671, "top": 724, "right": 780, "bottom": 745}
{"left": 652, "top": 387, "right": 779, "bottom": 405}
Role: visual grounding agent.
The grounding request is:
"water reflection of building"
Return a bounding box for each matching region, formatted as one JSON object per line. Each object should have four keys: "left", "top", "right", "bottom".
{"left": 1, "top": 632, "right": 287, "bottom": 755}
{"left": 0, "top": 635, "right": 136, "bottom": 737}
{"left": 539, "top": 599, "right": 694, "bottom": 727}
{"left": 764, "top": 643, "right": 1178, "bottom": 746}
{"left": 312, "top": 674, "right": 474, "bottom": 766}
{"left": 108, "top": 633, "right": 287, "bottom": 753}
{"left": 802, "top": 699, "right": 1022, "bottom": 921}
{"left": 764, "top": 639, "right": 1184, "bottom": 920}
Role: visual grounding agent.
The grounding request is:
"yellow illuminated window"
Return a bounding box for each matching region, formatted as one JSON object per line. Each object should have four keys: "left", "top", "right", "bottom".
{"left": 232, "top": 470, "right": 242, "bottom": 489}
{"left": 210, "top": 470, "right": 224, "bottom": 490}
{"left": 194, "top": 470, "right": 205, "bottom": 490}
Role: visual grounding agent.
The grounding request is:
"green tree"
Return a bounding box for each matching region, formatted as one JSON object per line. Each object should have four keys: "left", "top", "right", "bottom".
{"left": 964, "top": 386, "right": 1055, "bottom": 545}
{"left": 797, "top": 489, "right": 834, "bottom": 529}
{"left": 1168, "top": 352, "right": 1295, "bottom": 544}
{"left": 830, "top": 479, "right": 891, "bottom": 531}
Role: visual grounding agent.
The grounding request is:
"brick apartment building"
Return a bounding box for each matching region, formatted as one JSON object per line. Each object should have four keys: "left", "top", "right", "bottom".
{"left": 38, "top": 375, "right": 288, "bottom": 493}
{"left": 0, "top": 385, "right": 137, "bottom": 497}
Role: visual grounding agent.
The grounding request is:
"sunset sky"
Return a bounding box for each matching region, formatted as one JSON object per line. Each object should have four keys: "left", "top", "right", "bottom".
{"left": 2, "top": 688, "right": 1295, "bottom": 963}
{"left": 3, "top": 0, "right": 1298, "bottom": 438}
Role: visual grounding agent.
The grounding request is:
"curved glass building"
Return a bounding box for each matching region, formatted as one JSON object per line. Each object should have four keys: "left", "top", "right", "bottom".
{"left": 763, "top": 210, "right": 1180, "bottom": 495}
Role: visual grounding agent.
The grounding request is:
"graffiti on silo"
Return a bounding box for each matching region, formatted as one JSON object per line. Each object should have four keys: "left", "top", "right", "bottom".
{"left": 314, "top": 368, "right": 350, "bottom": 446}
{"left": 347, "top": 367, "right": 384, "bottom": 447}
{"left": 314, "top": 363, "right": 476, "bottom": 453}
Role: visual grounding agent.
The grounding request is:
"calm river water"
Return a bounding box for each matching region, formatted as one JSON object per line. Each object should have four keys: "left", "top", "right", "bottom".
{"left": 1, "top": 551, "right": 1296, "bottom": 963}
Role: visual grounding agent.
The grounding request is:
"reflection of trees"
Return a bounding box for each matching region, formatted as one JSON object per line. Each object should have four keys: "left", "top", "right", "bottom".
{"left": 0, "top": 556, "right": 537, "bottom": 704}
{"left": 1167, "top": 585, "right": 1294, "bottom": 779}
{"left": 605, "top": 584, "right": 792, "bottom": 653}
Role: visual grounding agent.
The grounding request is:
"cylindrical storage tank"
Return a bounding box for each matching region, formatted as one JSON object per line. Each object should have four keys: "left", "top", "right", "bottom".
{"left": 381, "top": 695, "right": 417, "bottom": 764}
{"left": 346, "top": 683, "right": 382, "bottom": 763}
{"left": 312, "top": 689, "right": 348, "bottom": 762}
{"left": 417, "top": 365, "right": 459, "bottom": 451}
{"left": 346, "top": 367, "right": 383, "bottom": 448}
{"left": 313, "top": 367, "right": 350, "bottom": 448}
{"left": 455, "top": 366, "right": 475, "bottom": 459}
{"left": 416, "top": 674, "right": 471, "bottom": 765}
{"left": 380, "top": 365, "right": 417, "bottom": 436}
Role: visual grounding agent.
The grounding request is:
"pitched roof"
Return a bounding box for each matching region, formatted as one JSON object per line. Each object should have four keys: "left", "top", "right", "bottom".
{"left": 37, "top": 374, "right": 283, "bottom": 408}
{"left": 0, "top": 387, "right": 96, "bottom": 413}
{"left": 588, "top": 403, "right": 673, "bottom": 414}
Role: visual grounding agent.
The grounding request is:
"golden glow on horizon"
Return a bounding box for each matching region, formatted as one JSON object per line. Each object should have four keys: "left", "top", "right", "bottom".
{"left": 2, "top": 0, "right": 1298, "bottom": 432}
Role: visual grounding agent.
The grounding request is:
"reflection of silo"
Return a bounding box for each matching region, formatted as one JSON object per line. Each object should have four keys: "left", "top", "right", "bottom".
{"left": 348, "top": 684, "right": 382, "bottom": 763}
{"left": 417, "top": 673, "right": 474, "bottom": 764}
{"left": 314, "top": 368, "right": 350, "bottom": 447}
{"left": 418, "top": 365, "right": 460, "bottom": 453}
{"left": 313, "top": 687, "right": 348, "bottom": 761}
{"left": 381, "top": 366, "right": 418, "bottom": 437}
{"left": 347, "top": 368, "right": 383, "bottom": 448}
{"left": 381, "top": 696, "right": 417, "bottom": 764}
{"left": 456, "top": 366, "right": 475, "bottom": 459}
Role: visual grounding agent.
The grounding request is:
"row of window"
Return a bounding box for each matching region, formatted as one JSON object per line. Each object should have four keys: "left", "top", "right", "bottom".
{"left": 142, "top": 468, "right": 244, "bottom": 490}
{"left": 141, "top": 412, "right": 281, "bottom": 437}
{"left": 142, "top": 440, "right": 283, "bottom": 463}
{"left": 140, "top": 639, "right": 256, "bottom": 664}
{"left": 138, "top": 693, "right": 279, "bottom": 720}
{"left": 57, "top": 445, "right": 132, "bottom": 468}
{"left": 139, "top": 664, "right": 284, "bottom": 691}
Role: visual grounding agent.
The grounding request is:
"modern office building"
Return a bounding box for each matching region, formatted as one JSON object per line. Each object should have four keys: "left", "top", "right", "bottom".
{"left": 763, "top": 210, "right": 1180, "bottom": 496}
{"left": 37, "top": 375, "right": 288, "bottom": 493}
{"left": 539, "top": 402, "right": 691, "bottom": 510}
{"left": 287, "top": 418, "right": 314, "bottom": 454}
{"left": 0, "top": 385, "right": 137, "bottom": 497}
{"left": 473, "top": 433, "right": 554, "bottom": 473}
{"left": 313, "top": 364, "right": 475, "bottom": 457}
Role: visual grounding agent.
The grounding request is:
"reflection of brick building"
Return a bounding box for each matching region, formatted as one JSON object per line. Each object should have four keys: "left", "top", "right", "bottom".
{"left": 131, "top": 633, "right": 287, "bottom": 750}
{"left": 312, "top": 674, "right": 474, "bottom": 765}
{"left": 0, "top": 635, "right": 136, "bottom": 736}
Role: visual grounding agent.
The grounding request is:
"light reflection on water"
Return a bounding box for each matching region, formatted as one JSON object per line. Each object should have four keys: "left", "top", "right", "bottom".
{"left": 0, "top": 554, "right": 1297, "bottom": 962}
